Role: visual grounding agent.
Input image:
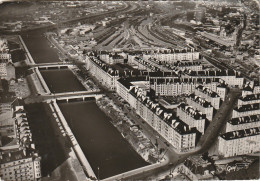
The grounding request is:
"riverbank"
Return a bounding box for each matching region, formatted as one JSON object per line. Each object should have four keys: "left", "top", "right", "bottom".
{"left": 50, "top": 101, "right": 96, "bottom": 179}
{"left": 96, "top": 96, "right": 159, "bottom": 164}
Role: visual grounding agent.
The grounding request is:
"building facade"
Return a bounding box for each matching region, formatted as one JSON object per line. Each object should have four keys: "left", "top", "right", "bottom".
{"left": 218, "top": 127, "right": 260, "bottom": 157}
{"left": 86, "top": 56, "right": 120, "bottom": 90}
{"left": 177, "top": 103, "right": 206, "bottom": 134}
{"left": 117, "top": 85, "right": 198, "bottom": 152}
{"left": 195, "top": 85, "right": 220, "bottom": 109}
{"left": 232, "top": 103, "right": 260, "bottom": 118}
{"left": 186, "top": 93, "right": 214, "bottom": 121}
{"left": 226, "top": 114, "right": 260, "bottom": 132}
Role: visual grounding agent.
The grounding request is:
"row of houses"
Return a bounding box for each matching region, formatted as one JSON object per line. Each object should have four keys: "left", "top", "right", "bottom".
{"left": 116, "top": 79, "right": 198, "bottom": 152}
{"left": 86, "top": 56, "right": 120, "bottom": 90}
{"left": 142, "top": 48, "right": 200, "bottom": 63}
{"left": 184, "top": 70, "right": 244, "bottom": 88}
{"left": 0, "top": 100, "right": 41, "bottom": 181}
{"left": 149, "top": 77, "right": 228, "bottom": 99}
{"left": 218, "top": 82, "right": 260, "bottom": 157}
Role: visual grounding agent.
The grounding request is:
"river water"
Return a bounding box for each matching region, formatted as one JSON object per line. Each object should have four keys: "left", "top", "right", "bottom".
{"left": 40, "top": 69, "right": 86, "bottom": 93}
{"left": 58, "top": 101, "right": 148, "bottom": 179}
{"left": 23, "top": 30, "right": 148, "bottom": 179}
{"left": 21, "top": 31, "right": 60, "bottom": 63}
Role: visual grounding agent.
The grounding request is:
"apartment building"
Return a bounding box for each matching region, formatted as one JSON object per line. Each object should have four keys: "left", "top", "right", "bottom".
{"left": 242, "top": 81, "right": 260, "bottom": 96}
{"left": 177, "top": 103, "right": 206, "bottom": 134}
{"left": 185, "top": 70, "right": 244, "bottom": 88}
{"left": 195, "top": 85, "right": 220, "bottom": 109}
{"left": 232, "top": 103, "right": 260, "bottom": 118}
{"left": 0, "top": 151, "right": 41, "bottom": 181}
{"left": 0, "top": 59, "right": 7, "bottom": 78}
{"left": 116, "top": 77, "right": 149, "bottom": 103}
{"left": 216, "top": 83, "right": 228, "bottom": 101}
{"left": 118, "top": 86, "right": 198, "bottom": 152}
{"left": 99, "top": 51, "right": 124, "bottom": 64}
{"left": 86, "top": 56, "right": 120, "bottom": 90}
{"left": 0, "top": 38, "right": 11, "bottom": 62}
{"left": 200, "top": 31, "right": 236, "bottom": 47}
{"left": 171, "top": 61, "right": 203, "bottom": 71}
{"left": 132, "top": 57, "right": 161, "bottom": 72}
{"left": 0, "top": 102, "right": 41, "bottom": 181}
{"left": 143, "top": 48, "right": 200, "bottom": 63}
{"left": 186, "top": 94, "right": 214, "bottom": 121}
{"left": 150, "top": 77, "right": 221, "bottom": 96}
{"left": 218, "top": 127, "right": 260, "bottom": 157}
{"left": 238, "top": 93, "right": 260, "bottom": 106}
{"left": 0, "top": 53, "right": 11, "bottom": 61}
{"left": 226, "top": 114, "right": 260, "bottom": 132}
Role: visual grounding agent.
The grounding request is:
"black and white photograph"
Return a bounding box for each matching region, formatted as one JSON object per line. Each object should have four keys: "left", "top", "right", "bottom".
{"left": 0, "top": 0, "right": 259, "bottom": 180}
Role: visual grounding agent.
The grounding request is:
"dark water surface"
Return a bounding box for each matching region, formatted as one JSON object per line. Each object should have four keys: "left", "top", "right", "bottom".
{"left": 22, "top": 29, "right": 148, "bottom": 179}
{"left": 40, "top": 69, "right": 85, "bottom": 93}
{"left": 21, "top": 31, "right": 60, "bottom": 63}
{"left": 58, "top": 101, "right": 148, "bottom": 179}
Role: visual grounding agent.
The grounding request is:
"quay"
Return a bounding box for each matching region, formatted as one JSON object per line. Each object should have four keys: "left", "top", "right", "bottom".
{"left": 19, "top": 35, "right": 36, "bottom": 64}
{"left": 34, "top": 67, "right": 51, "bottom": 94}
{"left": 49, "top": 100, "right": 97, "bottom": 179}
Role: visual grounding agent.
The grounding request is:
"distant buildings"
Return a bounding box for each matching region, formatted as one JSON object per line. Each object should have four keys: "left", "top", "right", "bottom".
{"left": 200, "top": 28, "right": 237, "bottom": 47}
{"left": 143, "top": 48, "right": 200, "bottom": 63}
{"left": 184, "top": 70, "right": 244, "bottom": 88}
{"left": 0, "top": 38, "right": 15, "bottom": 80}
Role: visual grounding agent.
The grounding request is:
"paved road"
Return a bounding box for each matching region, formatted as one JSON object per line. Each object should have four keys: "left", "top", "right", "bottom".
{"left": 121, "top": 88, "right": 241, "bottom": 180}
{"left": 37, "top": 15, "right": 244, "bottom": 180}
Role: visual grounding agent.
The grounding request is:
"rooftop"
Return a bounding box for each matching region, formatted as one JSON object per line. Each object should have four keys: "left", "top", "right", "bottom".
{"left": 188, "top": 93, "right": 213, "bottom": 108}
{"left": 186, "top": 70, "right": 243, "bottom": 78}
{"left": 228, "top": 114, "right": 260, "bottom": 125}
{"left": 129, "top": 87, "right": 197, "bottom": 135}
{"left": 239, "top": 93, "right": 260, "bottom": 102}
{"left": 220, "top": 127, "right": 260, "bottom": 140}
{"left": 178, "top": 103, "right": 206, "bottom": 120}
{"left": 196, "top": 85, "right": 219, "bottom": 98}
{"left": 234, "top": 103, "right": 260, "bottom": 112}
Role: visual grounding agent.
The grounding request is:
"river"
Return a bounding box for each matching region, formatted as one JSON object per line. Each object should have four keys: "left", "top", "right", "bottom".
{"left": 23, "top": 30, "right": 148, "bottom": 179}
{"left": 58, "top": 100, "right": 148, "bottom": 179}
{"left": 40, "top": 69, "right": 86, "bottom": 93}
{"left": 21, "top": 31, "right": 60, "bottom": 63}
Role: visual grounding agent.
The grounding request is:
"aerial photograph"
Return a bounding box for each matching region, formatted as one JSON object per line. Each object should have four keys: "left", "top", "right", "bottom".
{"left": 0, "top": 0, "right": 259, "bottom": 180}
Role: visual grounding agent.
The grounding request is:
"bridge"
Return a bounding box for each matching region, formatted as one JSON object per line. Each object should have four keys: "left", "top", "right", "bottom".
{"left": 28, "top": 62, "right": 85, "bottom": 70}
{"left": 55, "top": 93, "right": 103, "bottom": 102}
{"left": 25, "top": 90, "right": 103, "bottom": 104}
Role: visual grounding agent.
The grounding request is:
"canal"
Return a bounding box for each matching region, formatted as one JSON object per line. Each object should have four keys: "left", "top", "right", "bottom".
{"left": 23, "top": 30, "right": 148, "bottom": 179}
{"left": 58, "top": 100, "right": 148, "bottom": 179}
{"left": 21, "top": 30, "right": 60, "bottom": 63}
{"left": 40, "top": 69, "right": 86, "bottom": 93}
